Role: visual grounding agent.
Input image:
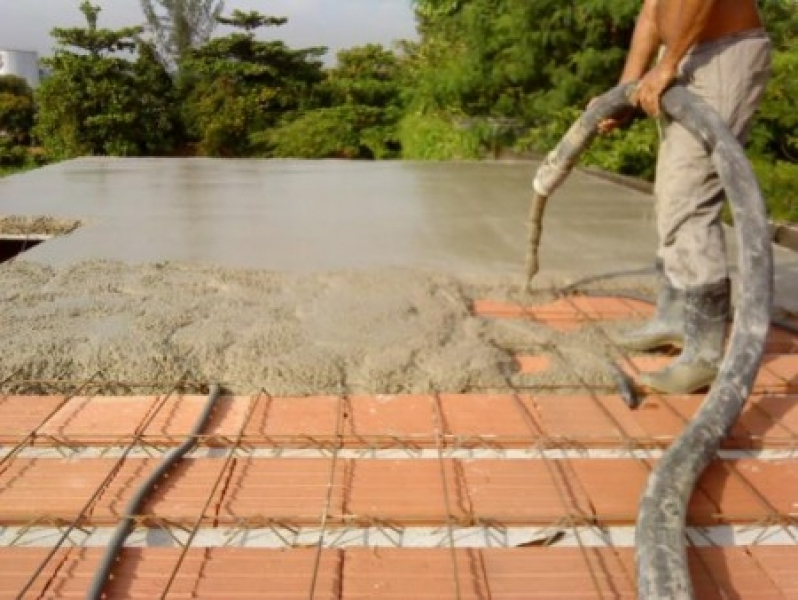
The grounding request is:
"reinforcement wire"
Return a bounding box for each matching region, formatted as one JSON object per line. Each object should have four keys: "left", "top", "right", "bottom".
{"left": 85, "top": 383, "right": 222, "bottom": 600}
{"left": 0, "top": 373, "right": 101, "bottom": 476}
{"left": 562, "top": 287, "right": 798, "bottom": 540}
{"left": 308, "top": 394, "right": 345, "bottom": 600}
{"left": 558, "top": 288, "right": 798, "bottom": 585}
{"left": 497, "top": 352, "right": 608, "bottom": 597}
{"left": 17, "top": 379, "right": 188, "bottom": 599}
{"left": 158, "top": 389, "right": 259, "bottom": 600}
{"left": 556, "top": 267, "right": 657, "bottom": 297}
{"left": 502, "top": 295, "right": 656, "bottom": 594}
{"left": 431, "top": 393, "right": 464, "bottom": 600}
{"left": 530, "top": 82, "right": 774, "bottom": 597}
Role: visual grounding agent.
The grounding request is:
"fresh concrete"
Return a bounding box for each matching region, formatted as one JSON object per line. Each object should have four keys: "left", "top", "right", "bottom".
{"left": 0, "top": 157, "right": 660, "bottom": 281}
{"left": 0, "top": 157, "right": 794, "bottom": 394}
{"left": 2, "top": 157, "right": 794, "bottom": 306}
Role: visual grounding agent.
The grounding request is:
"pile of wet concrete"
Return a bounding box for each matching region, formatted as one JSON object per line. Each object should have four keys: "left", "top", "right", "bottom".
{"left": 0, "top": 260, "right": 649, "bottom": 395}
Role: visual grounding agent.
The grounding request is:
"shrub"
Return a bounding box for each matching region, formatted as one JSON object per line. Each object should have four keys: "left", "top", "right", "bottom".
{"left": 399, "top": 112, "right": 486, "bottom": 160}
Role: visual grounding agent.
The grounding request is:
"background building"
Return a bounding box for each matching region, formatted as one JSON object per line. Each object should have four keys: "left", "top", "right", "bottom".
{"left": 0, "top": 48, "right": 40, "bottom": 88}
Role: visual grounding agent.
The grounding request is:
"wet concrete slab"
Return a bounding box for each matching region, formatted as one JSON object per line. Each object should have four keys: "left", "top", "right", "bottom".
{"left": 0, "top": 158, "right": 657, "bottom": 277}
{"left": 0, "top": 157, "right": 795, "bottom": 309}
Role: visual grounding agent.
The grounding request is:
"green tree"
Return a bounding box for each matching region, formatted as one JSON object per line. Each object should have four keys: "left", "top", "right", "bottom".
{"left": 0, "top": 75, "right": 36, "bottom": 167}
{"left": 140, "top": 0, "right": 225, "bottom": 68}
{"left": 181, "top": 9, "right": 325, "bottom": 157}
{"left": 0, "top": 75, "right": 34, "bottom": 145}
{"left": 402, "top": 0, "right": 640, "bottom": 158}
{"left": 35, "top": 1, "right": 178, "bottom": 158}
{"left": 268, "top": 44, "right": 406, "bottom": 159}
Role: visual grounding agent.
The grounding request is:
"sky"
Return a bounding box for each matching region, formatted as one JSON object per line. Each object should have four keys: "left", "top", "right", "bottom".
{"left": 0, "top": 0, "right": 419, "bottom": 62}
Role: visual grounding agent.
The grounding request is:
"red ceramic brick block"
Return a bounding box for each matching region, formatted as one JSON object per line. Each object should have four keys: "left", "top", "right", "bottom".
{"left": 343, "top": 548, "right": 488, "bottom": 599}
{"left": 43, "top": 547, "right": 205, "bottom": 598}
{"left": 765, "top": 326, "right": 798, "bottom": 354}
{"left": 514, "top": 355, "right": 552, "bottom": 375}
{"left": 96, "top": 458, "right": 232, "bottom": 526}
{"left": 192, "top": 548, "right": 342, "bottom": 599}
{"left": 143, "top": 394, "right": 218, "bottom": 441}
{"left": 0, "top": 458, "right": 121, "bottom": 524}
{"left": 748, "top": 546, "right": 798, "bottom": 597}
{"left": 0, "top": 395, "right": 68, "bottom": 444}
{"left": 245, "top": 396, "right": 342, "bottom": 443}
{"left": 529, "top": 395, "right": 648, "bottom": 446}
{"left": 198, "top": 395, "right": 257, "bottom": 441}
{"left": 693, "top": 459, "right": 798, "bottom": 526}
{"left": 760, "top": 354, "right": 798, "bottom": 390}
{"left": 39, "top": 395, "right": 160, "bottom": 445}
{"left": 689, "top": 547, "right": 783, "bottom": 599}
{"left": 624, "top": 395, "right": 697, "bottom": 445}
{"left": 725, "top": 458, "right": 798, "bottom": 517}
{"left": 571, "top": 459, "right": 728, "bottom": 526}
{"left": 463, "top": 459, "right": 592, "bottom": 524}
{"left": 0, "top": 548, "right": 74, "bottom": 598}
{"left": 219, "top": 458, "right": 345, "bottom": 525}
{"left": 438, "top": 394, "right": 539, "bottom": 443}
{"left": 344, "top": 395, "right": 436, "bottom": 446}
{"left": 346, "top": 460, "right": 469, "bottom": 524}
{"left": 736, "top": 395, "right": 798, "bottom": 448}
{"left": 481, "top": 547, "right": 636, "bottom": 598}
{"left": 25, "top": 547, "right": 342, "bottom": 599}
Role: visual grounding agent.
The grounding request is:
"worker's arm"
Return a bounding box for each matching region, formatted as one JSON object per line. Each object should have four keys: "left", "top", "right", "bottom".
{"left": 635, "top": 0, "right": 718, "bottom": 116}
{"left": 597, "top": 0, "right": 660, "bottom": 133}
{"left": 620, "top": 0, "right": 661, "bottom": 83}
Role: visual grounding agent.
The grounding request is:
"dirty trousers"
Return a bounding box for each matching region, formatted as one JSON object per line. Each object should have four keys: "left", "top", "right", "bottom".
{"left": 655, "top": 29, "right": 772, "bottom": 288}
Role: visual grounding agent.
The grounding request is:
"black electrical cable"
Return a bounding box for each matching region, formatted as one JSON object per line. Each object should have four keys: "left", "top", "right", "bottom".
{"left": 529, "top": 82, "right": 773, "bottom": 599}
{"left": 85, "top": 383, "right": 222, "bottom": 600}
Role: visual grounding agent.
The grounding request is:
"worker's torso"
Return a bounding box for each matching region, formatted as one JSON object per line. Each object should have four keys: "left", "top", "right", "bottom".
{"left": 656, "top": 0, "right": 763, "bottom": 47}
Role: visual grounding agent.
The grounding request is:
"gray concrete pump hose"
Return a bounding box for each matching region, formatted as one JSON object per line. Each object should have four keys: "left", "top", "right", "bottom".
{"left": 528, "top": 82, "right": 773, "bottom": 599}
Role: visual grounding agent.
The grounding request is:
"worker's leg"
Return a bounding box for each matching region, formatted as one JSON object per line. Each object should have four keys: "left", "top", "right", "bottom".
{"left": 640, "top": 31, "right": 771, "bottom": 394}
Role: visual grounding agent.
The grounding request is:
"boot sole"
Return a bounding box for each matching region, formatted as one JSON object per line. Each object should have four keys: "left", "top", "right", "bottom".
{"left": 639, "top": 365, "right": 717, "bottom": 395}
{"left": 614, "top": 335, "right": 684, "bottom": 353}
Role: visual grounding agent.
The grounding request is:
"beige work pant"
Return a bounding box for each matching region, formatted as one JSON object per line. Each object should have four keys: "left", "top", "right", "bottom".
{"left": 655, "top": 29, "right": 772, "bottom": 288}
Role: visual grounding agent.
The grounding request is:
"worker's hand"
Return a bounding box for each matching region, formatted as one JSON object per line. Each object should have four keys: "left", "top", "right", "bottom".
{"left": 632, "top": 61, "right": 677, "bottom": 118}
{"left": 588, "top": 97, "right": 636, "bottom": 135}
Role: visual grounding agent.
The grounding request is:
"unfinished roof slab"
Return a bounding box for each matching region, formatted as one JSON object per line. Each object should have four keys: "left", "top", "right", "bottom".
{"left": 1, "top": 157, "right": 795, "bottom": 308}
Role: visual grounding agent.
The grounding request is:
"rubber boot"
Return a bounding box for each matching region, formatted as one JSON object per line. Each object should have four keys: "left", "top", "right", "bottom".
{"left": 639, "top": 278, "right": 730, "bottom": 394}
{"left": 609, "top": 263, "right": 685, "bottom": 351}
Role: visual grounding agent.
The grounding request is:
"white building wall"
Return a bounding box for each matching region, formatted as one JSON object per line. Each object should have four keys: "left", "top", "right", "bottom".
{"left": 0, "top": 49, "right": 40, "bottom": 89}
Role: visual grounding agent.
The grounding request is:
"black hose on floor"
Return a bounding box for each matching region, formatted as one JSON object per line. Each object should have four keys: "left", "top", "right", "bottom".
{"left": 529, "top": 83, "right": 773, "bottom": 598}
{"left": 85, "top": 384, "right": 222, "bottom": 600}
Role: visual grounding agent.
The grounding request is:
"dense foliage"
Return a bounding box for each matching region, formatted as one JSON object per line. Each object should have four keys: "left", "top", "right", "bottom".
{"left": 180, "top": 10, "right": 325, "bottom": 156}
{"left": 11, "top": 0, "right": 797, "bottom": 221}
{"left": 266, "top": 44, "right": 405, "bottom": 158}
{"left": 0, "top": 75, "right": 36, "bottom": 167}
{"left": 410, "top": 0, "right": 797, "bottom": 220}
{"left": 35, "top": 1, "right": 178, "bottom": 158}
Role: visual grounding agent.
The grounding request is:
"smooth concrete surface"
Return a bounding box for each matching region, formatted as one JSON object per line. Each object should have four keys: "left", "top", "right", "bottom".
{"left": 0, "top": 157, "right": 795, "bottom": 308}
{"left": 0, "top": 158, "right": 658, "bottom": 275}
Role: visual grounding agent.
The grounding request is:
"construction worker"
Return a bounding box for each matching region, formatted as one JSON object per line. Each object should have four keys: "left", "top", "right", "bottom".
{"left": 602, "top": 0, "right": 771, "bottom": 394}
